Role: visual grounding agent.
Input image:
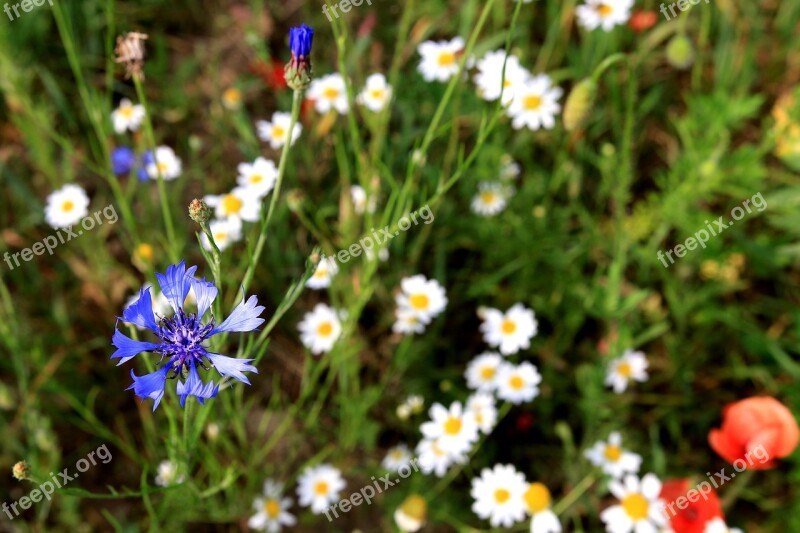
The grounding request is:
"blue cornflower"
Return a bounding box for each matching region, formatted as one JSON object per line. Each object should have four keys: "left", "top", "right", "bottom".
{"left": 285, "top": 24, "right": 314, "bottom": 91}
{"left": 136, "top": 150, "right": 154, "bottom": 182}
{"left": 111, "top": 146, "right": 136, "bottom": 176}
{"left": 111, "top": 261, "right": 264, "bottom": 411}
{"left": 289, "top": 24, "right": 314, "bottom": 60}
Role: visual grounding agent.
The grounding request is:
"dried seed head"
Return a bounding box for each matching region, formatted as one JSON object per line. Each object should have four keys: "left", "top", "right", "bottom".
{"left": 115, "top": 32, "right": 149, "bottom": 80}
{"left": 12, "top": 461, "right": 30, "bottom": 481}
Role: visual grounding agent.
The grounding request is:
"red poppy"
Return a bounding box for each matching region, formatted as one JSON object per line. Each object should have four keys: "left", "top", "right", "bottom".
{"left": 629, "top": 10, "right": 658, "bottom": 32}
{"left": 709, "top": 396, "right": 799, "bottom": 470}
{"left": 660, "top": 478, "right": 723, "bottom": 533}
{"left": 249, "top": 59, "right": 287, "bottom": 91}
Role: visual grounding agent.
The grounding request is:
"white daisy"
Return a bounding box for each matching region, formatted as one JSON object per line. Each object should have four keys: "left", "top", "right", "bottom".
{"left": 357, "top": 73, "right": 392, "bottom": 112}
{"left": 466, "top": 392, "right": 498, "bottom": 434}
{"left": 420, "top": 401, "right": 479, "bottom": 455}
{"left": 44, "top": 184, "right": 89, "bottom": 228}
{"left": 298, "top": 303, "right": 343, "bottom": 355}
{"left": 465, "top": 352, "right": 504, "bottom": 392}
{"left": 256, "top": 111, "right": 302, "bottom": 149}
{"left": 471, "top": 181, "right": 511, "bottom": 216}
{"left": 237, "top": 157, "right": 278, "bottom": 199}
{"left": 474, "top": 50, "right": 531, "bottom": 105}
{"left": 296, "top": 464, "right": 346, "bottom": 515}
{"left": 112, "top": 98, "right": 145, "bottom": 134}
{"left": 704, "top": 518, "right": 744, "bottom": 533}
{"left": 308, "top": 73, "right": 349, "bottom": 114}
{"left": 145, "top": 146, "right": 182, "bottom": 181}
{"left": 393, "top": 307, "right": 427, "bottom": 335}
{"left": 500, "top": 155, "right": 521, "bottom": 180}
{"left": 479, "top": 303, "right": 538, "bottom": 355}
{"left": 507, "top": 74, "right": 563, "bottom": 131}
{"left": 415, "top": 437, "right": 467, "bottom": 477}
{"left": 600, "top": 473, "right": 667, "bottom": 533}
{"left": 350, "top": 185, "right": 376, "bottom": 215}
{"left": 248, "top": 479, "right": 297, "bottom": 532}
{"left": 382, "top": 444, "right": 413, "bottom": 472}
{"left": 584, "top": 432, "right": 642, "bottom": 479}
{"left": 525, "top": 483, "right": 562, "bottom": 533}
{"left": 417, "top": 37, "right": 465, "bottom": 82}
{"left": 396, "top": 275, "right": 448, "bottom": 323}
{"left": 200, "top": 218, "right": 242, "bottom": 252}
{"left": 204, "top": 187, "right": 260, "bottom": 226}
{"left": 306, "top": 256, "right": 339, "bottom": 290}
{"left": 470, "top": 464, "right": 529, "bottom": 528}
{"left": 154, "top": 460, "right": 184, "bottom": 487}
{"left": 576, "top": 0, "right": 634, "bottom": 32}
{"left": 394, "top": 495, "right": 427, "bottom": 532}
{"left": 496, "top": 362, "right": 542, "bottom": 404}
{"left": 605, "top": 349, "right": 649, "bottom": 393}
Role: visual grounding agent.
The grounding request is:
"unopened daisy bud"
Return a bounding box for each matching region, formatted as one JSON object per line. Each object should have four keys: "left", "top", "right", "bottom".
{"left": 397, "top": 404, "right": 411, "bottom": 420}
{"left": 394, "top": 494, "right": 427, "bottom": 532}
{"left": 666, "top": 34, "right": 694, "bottom": 70}
{"left": 286, "top": 189, "right": 305, "bottom": 212}
{"left": 285, "top": 24, "right": 314, "bottom": 91}
{"left": 12, "top": 461, "right": 30, "bottom": 481}
{"left": 188, "top": 199, "right": 212, "bottom": 225}
{"left": 205, "top": 422, "right": 220, "bottom": 441}
{"left": 563, "top": 78, "right": 597, "bottom": 131}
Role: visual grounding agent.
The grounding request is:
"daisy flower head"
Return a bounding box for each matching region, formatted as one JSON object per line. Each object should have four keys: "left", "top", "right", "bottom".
{"left": 307, "top": 73, "right": 349, "bottom": 114}
{"left": 222, "top": 87, "right": 242, "bottom": 111}
{"left": 471, "top": 181, "right": 512, "bottom": 216}
{"left": 406, "top": 394, "right": 425, "bottom": 414}
{"left": 256, "top": 112, "right": 302, "bottom": 149}
{"left": 112, "top": 98, "right": 145, "bottom": 134}
{"left": 350, "top": 185, "right": 376, "bottom": 215}
{"left": 393, "top": 307, "right": 427, "bottom": 335}
{"left": 298, "top": 303, "right": 342, "bottom": 354}
{"left": 704, "top": 518, "right": 743, "bottom": 533}
{"left": 584, "top": 432, "right": 642, "bottom": 478}
{"left": 474, "top": 50, "right": 530, "bottom": 105}
{"left": 394, "top": 495, "right": 427, "bottom": 532}
{"left": 420, "top": 401, "right": 479, "bottom": 455}
{"left": 470, "top": 464, "right": 528, "bottom": 528}
{"left": 507, "top": 74, "right": 563, "bottom": 131}
{"left": 237, "top": 157, "right": 278, "bottom": 199}
{"left": 306, "top": 256, "right": 339, "bottom": 290}
{"left": 111, "top": 261, "right": 264, "bottom": 410}
{"left": 396, "top": 275, "right": 448, "bottom": 323}
{"left": 144, "top": 146, "right": 182, "bottom": 180}
{"left": 45, "top": 184, "right": 89, "bottom": 228}
{"left": 200, "top": 218, "right": 242, "bottom": 252}
{"left": 465, "top": 352, "right": 504, "bottom": 392}
{"left": 296, "top": 464, "right": 345, "bottom": 515}
{"left": 496, "top": 362, "right": 542, "bottom": 404}
{"left": 417, "top": 37, "right": 465, "bottom": 82}
{"left": 600, "top": 473, "right": 667, "bottom": 533}
{"left": 466, "top": 392, "right": 498, "bottom": 434}
{"left": 248, "top": 479, "right": 296, "bottom": 532}
{"left": 154, "top": 460, "right": 184, "bottom": 487}
{"left": 576, "top": 0, "right": 634, "bottom": 32}
{"left": 382, "top": 444, "right": 413, "bottom": 472}
{"left": 204, "top": 187, "right": 260, "bottom": 226}
{"left": 479, "top": 303, "right": 538, "bottom": 355}
{"left": 525, "top": 483, "right": 561, "bottom": 533}
{"left": 357, "top": 73, "right": 392, "bottom": 112}
{"left": 415, "top": 437, "right": 467, "bottom": 477}
{"left": 500, "top": 154, "right": 521, "bottom": 180}
{"left": 605, "top": 349, "right": 649, "bottom": 393}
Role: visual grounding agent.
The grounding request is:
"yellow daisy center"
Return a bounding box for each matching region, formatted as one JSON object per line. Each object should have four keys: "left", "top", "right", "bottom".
{"left": 156, "top": 162, "right": 170, "bottom": 175}
{"left": 480, "top": 191, "right": 497, "bottom": 204}
{"left": 272, "top": 125, "right": 285, "bottom": 139}
{"left": 438, "top": 51, "right": 456, "bottom": 67}
{"left": 223, "top": 88, "right": 241, "bottom": 105}
{"left": 249, "top": 174, "right": 263, "bottom": 184}
{"left": 120, "top": 106, "right": 134, "bottom": 119}
{"left": 314, "top": 267, "right": 328, "bottom": 278}
{"left": 221, "top": 194, "right": 243, "bottom": 215}
{"left": 509, "top": 375, "right": 525, "bottom": 390}
{"left": 369, "top": 88, "right": 385, "bottom": 100}
{"left": 314, "top": 481, "right": 329, "bottom": 496}
{"left": 443, "top": 416, "right": 462, "bottom": 435}
{"left": 523, "top": 95, "right": 543, "bottom": 110}
{"left": 214, "top": 232, "right": 227, "bottom": 242}
{"left": 621, "top": 493, "right": 649, "bottom": 520}
{"left": 61, "top": 200, "right": 75, "bottom": 213}
{"left": 494, "top": 488, "right": 511, "bottom": 504}
{"left": 409, "top": 293, "right": 430, "bottom": 311}
{"left": 524, "top": 482, "right": 552, "bottom": 513}
{"left": 480, "top": 366, "right": 496, "bottom": 380}
{"left": 501, "top": 319, "right": 517, "bottom": 334}
{"left": 391, "top": 450, "right": 404, "bottom": 460}
{"left": 135, "top": 243, "right": 154, "bottom": 262}
{"left": 596, "top": 3, "right": 613, "bottom": 16}
{"left": 323, "top": 87, "right": 340, "bottom": 100}
{"left": 317, "top": 321, "right": 333, "bottom": 337}
{"left": 264, "top": 499, "right": 280, "bottom": 518}
{"left": 604, "top": 445, "right": 622, "bottom": 461}
{"left": 617, "top": 362, "right": 632, "bottom": 378}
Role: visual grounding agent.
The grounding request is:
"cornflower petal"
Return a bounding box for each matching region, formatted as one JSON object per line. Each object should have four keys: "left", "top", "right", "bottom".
{"left": 111, "top": 329, "right": 160, "bottom": 365}
{"left": 206, "top": 353, "right": 257, "bottom": 385}
{"left": 176, "top": 360, "right": 220, "bottom": 406}
{"left": 121, "top": 287, "right": 159, "bottom": 332}
{"left": 211, "top": 294, "right": 265, "bottom": 334}
{"left": 190, "top": 277, "right": 218, "bottom": 319}
{"left": 127, "top": 367, "right": 170, "bottom": 411}
{"left": 156, "top": 261, "right": 198, "bottom": 313}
